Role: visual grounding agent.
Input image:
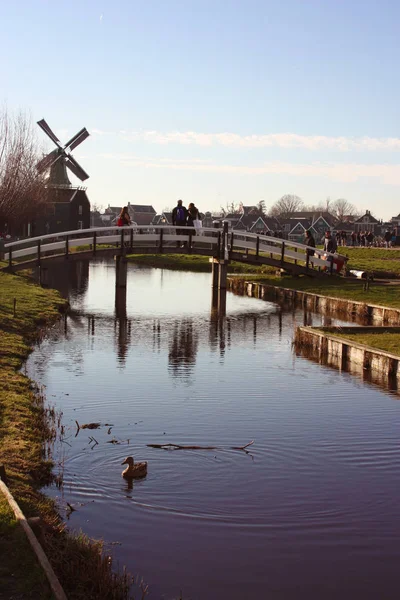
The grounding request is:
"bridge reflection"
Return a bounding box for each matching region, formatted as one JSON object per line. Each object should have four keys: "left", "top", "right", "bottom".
{"left": 32, "top": 259, "right": 302, "bottom": 380}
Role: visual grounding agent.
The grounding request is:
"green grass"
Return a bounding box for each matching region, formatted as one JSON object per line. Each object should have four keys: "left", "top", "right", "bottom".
{"left": 341, "top": 247, "right": 400, "bottom": 278}
{"left": 0, "top": 271, "right": 135, "bottom": 599}
{"left": 330, "top": 331, "right": 400, "bottom": 355}
{"left": 0, "top": 494, "right": 53, "bottom": 598}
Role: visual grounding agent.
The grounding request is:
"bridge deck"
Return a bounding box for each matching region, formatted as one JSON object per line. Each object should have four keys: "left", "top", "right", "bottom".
{"left": 1, "top": 225, "right": 346, "bottom": 277}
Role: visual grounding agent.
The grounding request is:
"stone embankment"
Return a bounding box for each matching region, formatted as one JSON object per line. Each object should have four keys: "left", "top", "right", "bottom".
{"left": 294, "top": 326, "right": 400, "bottom": 387}
{"left": 228, "top": 277, "right": 400, "bottom": 387}
{"left": 227, "top": 278, "right": 400, "bottom": 325}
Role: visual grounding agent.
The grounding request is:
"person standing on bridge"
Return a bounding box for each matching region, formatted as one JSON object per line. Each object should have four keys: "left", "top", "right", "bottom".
{"left": 323, "top": 230, "right": 337, "bottom": 254}
{"left": 172, "top": 199, "right": 188, "bottom": 248}
{"left": 118, "top": 206, "right": 131, "bottom": 227}
{"left": 304, "top": 230, "right": 316, "bottom": 259}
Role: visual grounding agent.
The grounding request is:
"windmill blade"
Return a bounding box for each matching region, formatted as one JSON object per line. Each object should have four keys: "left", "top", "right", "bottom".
{"left": 65, "top": 154, "right": 90, "bottom": 181}
{"left": 37, "top": 119, "right": 61, "bottom": 147}
{"left": 36, "top": 149, "right": 62, "bottom": 172}
{"left": 64, "top": 127, "right": 90, "bottom": 152}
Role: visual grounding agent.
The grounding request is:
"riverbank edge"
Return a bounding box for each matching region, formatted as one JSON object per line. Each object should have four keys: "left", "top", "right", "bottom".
{"left": 294, "top": 326, "right": 400, "bottom": 383}
{"left": 227, "top": 277, "right": 400, "bottom": 325}
{"left": 0, "top": 270, "right": 133, "bottom": 599}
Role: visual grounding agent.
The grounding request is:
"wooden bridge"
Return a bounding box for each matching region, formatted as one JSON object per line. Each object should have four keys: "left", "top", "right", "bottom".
{"left": 2, "top": 224, "right": 345, "bottom": 278}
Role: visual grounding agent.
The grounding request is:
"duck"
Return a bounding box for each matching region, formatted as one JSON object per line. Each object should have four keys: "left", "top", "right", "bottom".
{"left": 121, "top": 456, "right": 147, "bottom": 479}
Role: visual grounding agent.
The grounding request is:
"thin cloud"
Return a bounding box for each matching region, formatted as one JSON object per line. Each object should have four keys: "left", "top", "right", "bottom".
{"left": 104, "top": 154, "right": 400, "bottom": 185}
{"left": 119, "top": 130, "right": 400, "bottom": 152}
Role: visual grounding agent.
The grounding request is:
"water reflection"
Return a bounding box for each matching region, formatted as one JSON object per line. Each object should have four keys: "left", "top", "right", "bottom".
{"left": 168, "top": 320, "right": 199, "bottom": 378}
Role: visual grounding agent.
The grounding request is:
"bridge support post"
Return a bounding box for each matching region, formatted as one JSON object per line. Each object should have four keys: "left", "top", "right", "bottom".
{"left": 115, "top": 287, "right": 127, "bottom": 319}
{"left": 218, "top": 260, "right": 228, "bottom": 290}
{"left": 115, "top": 255, "right": 128, "bottom": 288}
{"left": 39, "top": 266, "right": 48, "bottom": 287}
{"left": 218, "top": 289, "right": 227, "bottom": 316}
{"left": 210, "top": 257, "right": 227, "bottom": 317}
{"left": 211, "top": 259, "right": 219, "bottom": 288}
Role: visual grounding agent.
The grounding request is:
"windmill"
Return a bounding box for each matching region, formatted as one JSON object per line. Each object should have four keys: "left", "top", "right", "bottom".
{"left": 36, "top": 119, "right": 90, "bottom": 186}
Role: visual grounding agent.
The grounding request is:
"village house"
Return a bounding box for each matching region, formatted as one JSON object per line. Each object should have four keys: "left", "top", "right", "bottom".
{"left": 354, "top": 210, "right": 381, "bottom": 234}
{"left": 104, "top": 203, "right": 156, "bottom": 226}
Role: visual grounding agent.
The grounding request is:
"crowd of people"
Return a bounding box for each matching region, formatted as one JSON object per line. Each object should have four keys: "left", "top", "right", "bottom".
{"left": 329, "top": 229, "right": 397, "bottom": 248}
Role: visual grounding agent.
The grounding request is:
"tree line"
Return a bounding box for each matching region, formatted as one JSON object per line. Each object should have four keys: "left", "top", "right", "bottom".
{"left": 0, "top": 108, "right": 47, "bottom": 231}
{"left": 221, "top": 196, "right": 361, "bottom": 221}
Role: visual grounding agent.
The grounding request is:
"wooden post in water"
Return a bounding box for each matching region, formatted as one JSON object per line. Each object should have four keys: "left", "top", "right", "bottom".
{"left": 115, "top": 255, "right": 128, "bottom": 288}
{"left": 211, "top": 259, "right": 219, "bottom": 289}
{"left": 115, "top": 286, "right": 127, "bottom": 319}
{"left": 218, "top": 288, "right": 227, "bottom": 316}
{"left": 218, "top": 259, "right": 228, "bottom": 290}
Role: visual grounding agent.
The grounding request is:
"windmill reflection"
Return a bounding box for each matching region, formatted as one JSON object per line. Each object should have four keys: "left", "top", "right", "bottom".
{"left": 168, "top": 320, "right": 199, "bottom": 378}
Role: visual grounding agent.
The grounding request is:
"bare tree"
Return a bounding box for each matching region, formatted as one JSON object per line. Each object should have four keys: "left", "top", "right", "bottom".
{"left": 91, "top": 203, "right": 103, "bottom": 213}
{"left": 331, "top": 198, "right": 359, "bottom": 221}
{"left": 302, "top": 202, "right": 326, "bottom": 212}
{"left": 0, "top": 108, "right": 47, "bottom": 232}
{"left": 269, "top": 194, "right": 303, "bottom": 218}
{"left": 220, "top": 201, "right": 239, "bottom": 216}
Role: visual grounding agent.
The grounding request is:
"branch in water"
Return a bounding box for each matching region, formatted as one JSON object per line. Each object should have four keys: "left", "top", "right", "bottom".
{"left": 147, "top": 441, "right": 254, "bottom": 451}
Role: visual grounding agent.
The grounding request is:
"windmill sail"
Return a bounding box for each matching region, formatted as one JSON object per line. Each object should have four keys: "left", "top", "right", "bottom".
{"left": 65, "top": 156, "right": 89, "bottom": 181}
{"left": 65, "top": 128, "right": 90, "bottom": 152}
{"left": 36, "top": 119, "right": 90, "bottom": 183}
{"left": 37, "top": 119, "right": 61, "bottom": 147}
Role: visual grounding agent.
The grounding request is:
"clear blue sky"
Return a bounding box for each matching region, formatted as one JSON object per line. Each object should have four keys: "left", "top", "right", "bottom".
{"left": 2, "top": 0, "right": 400, "bottom": 218}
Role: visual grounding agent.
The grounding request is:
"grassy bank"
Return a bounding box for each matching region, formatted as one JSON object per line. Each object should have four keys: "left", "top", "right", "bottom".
{"left": 327, "top": 331, "right": 400, "bottom": 355}
{"left": 340, "top": 247, "right": 400, "bottom": 278}
{"left": 230, "top": 272, "right": 400, "bottom": 310}
{"left": 0, "top": 270, "right": 134, "bottom": 599}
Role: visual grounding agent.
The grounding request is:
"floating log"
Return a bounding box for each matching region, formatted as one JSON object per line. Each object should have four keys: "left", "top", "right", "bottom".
{"left": 147, "top": 441, "right": 254, "bottom": 451}
{"left": 75, "top": 420, "right": 101, "bottom": 431}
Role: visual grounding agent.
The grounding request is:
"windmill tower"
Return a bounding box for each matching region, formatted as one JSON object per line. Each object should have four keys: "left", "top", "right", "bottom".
{"left": 36, "top": 119, "right": 91, "bottom": 233}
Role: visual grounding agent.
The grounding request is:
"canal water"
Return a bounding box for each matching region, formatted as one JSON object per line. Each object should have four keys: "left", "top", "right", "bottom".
{"left": 26, "top": 260, "right": 400, "bottom": 600}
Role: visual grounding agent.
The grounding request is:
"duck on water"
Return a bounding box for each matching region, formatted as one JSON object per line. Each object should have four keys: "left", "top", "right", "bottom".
{"left": 121, "top": 456, "right": 148, "bottom": 479}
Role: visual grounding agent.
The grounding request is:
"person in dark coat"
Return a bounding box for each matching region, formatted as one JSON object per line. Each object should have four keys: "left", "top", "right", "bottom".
{"left": 172, "top": 199, "right": 188, "bottom": 247}
{"left": 324, "top": 230, "right": 337, "bottom": 253}
{"left": 187, "top": 202, "right": 200, "bottom": 227}
{"left": 384, "top": 229, "right": 392, "bottom": 248}
{"left": 304, "top": 229, "right": 316, "bottom": 265}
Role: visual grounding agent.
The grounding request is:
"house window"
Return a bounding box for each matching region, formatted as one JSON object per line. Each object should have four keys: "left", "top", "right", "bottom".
{"left": 77, "top": 221, "right": 83, "bottom": 230}
{"left": 78, "top": 205, "right": 83, "bottom": 215}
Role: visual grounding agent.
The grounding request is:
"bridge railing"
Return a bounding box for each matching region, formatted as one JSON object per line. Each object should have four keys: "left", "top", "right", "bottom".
{"left": 228, "top": 231, "right": 346, "bottom": 273}
{"left": 2, "top": 225, "right": 346, "bottom": 274}
{"left": 2, "top": 225, "right": 221, "bottom": 265}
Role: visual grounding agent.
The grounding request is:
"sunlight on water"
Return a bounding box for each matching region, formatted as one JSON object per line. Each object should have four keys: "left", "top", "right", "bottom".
{"left": 26, "top": 259, "right": 400, "bottom": 600}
